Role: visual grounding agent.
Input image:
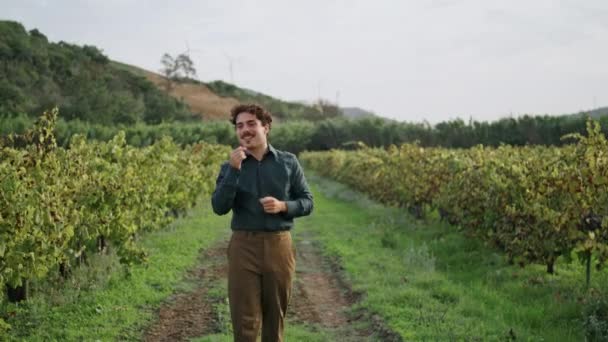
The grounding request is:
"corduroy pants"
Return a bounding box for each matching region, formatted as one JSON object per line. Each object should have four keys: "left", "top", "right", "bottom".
{"left": 227, "top": 230, "right": 296, "bottom": 342}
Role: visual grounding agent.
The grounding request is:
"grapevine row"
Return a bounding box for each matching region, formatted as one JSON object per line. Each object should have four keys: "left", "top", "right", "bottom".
{"left": 0, "top": 109, "right": 229, "bottom": 305}
{"left": 301, "top": 120, "right": 608, "bottom": 281}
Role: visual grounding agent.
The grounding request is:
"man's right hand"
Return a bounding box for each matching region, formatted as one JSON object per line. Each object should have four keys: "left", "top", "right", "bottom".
{"left": 229, "top": 146, "right": 248, "bottom": 170}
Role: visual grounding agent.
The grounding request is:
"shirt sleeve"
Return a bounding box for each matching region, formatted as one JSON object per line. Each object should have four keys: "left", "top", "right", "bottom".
{"left": 283, "top": 155, "right": 314, "bottom": 219}
{"left": 211, "top": 162, "right": 240, "bottom": 215}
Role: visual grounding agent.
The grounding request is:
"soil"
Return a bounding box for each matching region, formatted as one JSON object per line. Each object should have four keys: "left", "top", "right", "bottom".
{"left": 143, "top": 243, "right": 228, "bottom": 341}
{"left": 143, "top": 70, "right": 239, "bottom": 121}
{"left": 289, "top": 235, "right": 355, "bottom": 328}
{"left": 143, "top": 232, "right": 402, "bottom": 341}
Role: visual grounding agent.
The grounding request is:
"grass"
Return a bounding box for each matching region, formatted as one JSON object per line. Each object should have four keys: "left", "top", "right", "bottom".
{"left": 1, "top": 204, "right": 230, "bottom": 341}
{"left": 300, "top": 173, "right": 608, "bottom": 341}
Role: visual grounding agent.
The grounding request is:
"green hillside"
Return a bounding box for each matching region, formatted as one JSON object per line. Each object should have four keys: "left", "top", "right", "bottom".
{"left": 202, "top": 80, "right": 343, "bottom": 121}
{"left": 570, "top": 106, "right": 608, "bottom": 120}
{"left": 0, "top": 20, "right": 192, "bottom": 125}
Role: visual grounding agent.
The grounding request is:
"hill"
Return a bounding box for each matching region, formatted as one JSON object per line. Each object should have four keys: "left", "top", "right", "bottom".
{"left": 111, "top": 63, "right": 348, "bottom": 122}
{"left": 0, "top": 20, "right": 349, "bottom": 124}
{"left": 112, "top": 61, "right": 238, "bottom": 120}
{"left": 0, "top": 20, "right": 193, "bottom": 125}
{"left": 341, "top": 106, "right": 378, "bottom": 119}
{"left": 570, "top": 106, "right": 608, "bottom": 120}
{"left": 114, "top": 63, "right": 344, "bottom": 122}
{"left": 202, "top": 80, "right": 341, "bottom": 122}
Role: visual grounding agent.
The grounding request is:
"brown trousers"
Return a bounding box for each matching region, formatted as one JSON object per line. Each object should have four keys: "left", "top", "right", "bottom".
{"left": 227, "top": 230, "right": 296, "bottom": 342}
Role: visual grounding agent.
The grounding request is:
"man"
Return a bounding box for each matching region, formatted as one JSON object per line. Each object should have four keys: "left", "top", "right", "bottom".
{"left": 211, "top": 104, "right": 314, "bottom": 342}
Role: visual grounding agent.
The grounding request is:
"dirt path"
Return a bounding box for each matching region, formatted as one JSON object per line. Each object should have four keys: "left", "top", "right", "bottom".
{"left": 143, "top": 231, "right": 400, "bottom": 341}
{"left": 289, "top": 231, "right": 359, "bottom": 329}
{"left": 290, "top": 231, "right": 402, "bottom": 342}
{"left": 143, "top": 242, "right": 228, "bottom": 341}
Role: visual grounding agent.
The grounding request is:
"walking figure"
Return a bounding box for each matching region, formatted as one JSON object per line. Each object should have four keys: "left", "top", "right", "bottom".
{"left": 212, "top": 104, "right": 314, "bottom": 342}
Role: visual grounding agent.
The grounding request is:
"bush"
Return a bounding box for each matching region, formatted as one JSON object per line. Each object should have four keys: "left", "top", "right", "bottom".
{"left": 582, "top": 293, "right": 608, "bottom": 341}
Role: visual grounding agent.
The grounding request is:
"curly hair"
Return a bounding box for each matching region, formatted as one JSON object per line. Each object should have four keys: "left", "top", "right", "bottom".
{"left": 230, "top": 104, "right": 273, "bottom": 129}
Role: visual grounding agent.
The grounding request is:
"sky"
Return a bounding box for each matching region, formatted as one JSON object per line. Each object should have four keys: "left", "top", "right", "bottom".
{"left": 3, "top": 0, "right": 608, "bottom": 124}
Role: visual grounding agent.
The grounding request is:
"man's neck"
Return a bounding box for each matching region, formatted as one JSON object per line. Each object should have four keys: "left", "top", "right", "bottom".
{"left": 249, "top": 143, "right": 269, "bottom": 161}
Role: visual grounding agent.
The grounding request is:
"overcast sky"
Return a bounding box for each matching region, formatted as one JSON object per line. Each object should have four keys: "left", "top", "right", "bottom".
{"left": 3, "top": 0, "right": 608, "bottom": 123}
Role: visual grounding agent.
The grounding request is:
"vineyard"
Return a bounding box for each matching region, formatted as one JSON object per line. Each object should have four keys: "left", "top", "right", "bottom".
{"left": 0, "top": 109, "right": 228, "bottom": 331}
{"left": 3, "top": 110, "right": 608, "bottom": 339}
{"left": 301, "top": 120, "right": 608, "bottom": 284}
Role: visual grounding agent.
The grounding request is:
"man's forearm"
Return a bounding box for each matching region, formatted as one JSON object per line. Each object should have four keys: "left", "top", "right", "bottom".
{"left": 211, "top": 164, "right": 239, "bottom": 215}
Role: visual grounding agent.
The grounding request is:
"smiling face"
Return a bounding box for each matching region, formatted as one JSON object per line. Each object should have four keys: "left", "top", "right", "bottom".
{"left": 235, "top": 112, "right": 269, "bottom": 150}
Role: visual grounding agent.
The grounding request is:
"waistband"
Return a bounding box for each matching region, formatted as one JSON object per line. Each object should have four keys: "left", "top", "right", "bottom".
{"left": 232, "top": 230, "right": 290, "bottom": 236}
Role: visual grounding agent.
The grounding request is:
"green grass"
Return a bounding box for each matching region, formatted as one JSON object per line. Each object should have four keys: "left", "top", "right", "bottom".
{"left": 2, "top": 204, "right": 230, "bottom": 341}
{"left": 300, "top": 173, "right": 608, "bottom": 341}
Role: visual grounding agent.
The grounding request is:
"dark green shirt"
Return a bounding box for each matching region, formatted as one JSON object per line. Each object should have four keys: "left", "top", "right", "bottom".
{"left": 211, "top": 144, "right": 313, "bottom": 231}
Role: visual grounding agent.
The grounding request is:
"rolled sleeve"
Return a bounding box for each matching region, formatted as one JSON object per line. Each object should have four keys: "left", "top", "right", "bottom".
{"left": 211, "top": 162, "right": 240, "bottom": 215}
{"left": 283, "top": 156, "right": 313, "bottom": 219}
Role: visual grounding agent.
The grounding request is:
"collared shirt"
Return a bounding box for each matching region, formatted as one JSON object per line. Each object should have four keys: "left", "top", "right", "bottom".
{"left": 211, "top": 144, "right": 314, "bottom": 231}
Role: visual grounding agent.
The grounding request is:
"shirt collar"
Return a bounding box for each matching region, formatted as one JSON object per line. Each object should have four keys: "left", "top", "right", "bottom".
{"left": 245, "top": 144, "right": 278, "bottom": 160}
{"left": 267, "top": 144, "right": 278, "bottom": 158}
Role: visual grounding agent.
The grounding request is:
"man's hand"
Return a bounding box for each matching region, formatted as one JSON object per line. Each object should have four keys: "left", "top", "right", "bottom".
{"left": 229, "top": 146, "right": 248, "bottom": 170}
{"left": 259, "top": 196, "right": 287, "bottom": 214}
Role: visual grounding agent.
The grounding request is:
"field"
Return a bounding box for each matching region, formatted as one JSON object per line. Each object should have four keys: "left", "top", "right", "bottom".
{"left": 1, "top": 114, "right": 608, "bottom": 341}
{"left": 2, "top": 173, "right": 608, "bottom": 340}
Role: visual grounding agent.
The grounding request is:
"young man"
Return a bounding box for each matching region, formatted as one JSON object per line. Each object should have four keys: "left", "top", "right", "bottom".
{"left": 211, "top": 104, "right": 314, "bottom": 342}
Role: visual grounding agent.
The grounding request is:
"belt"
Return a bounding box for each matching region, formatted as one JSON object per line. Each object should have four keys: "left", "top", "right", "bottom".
{"left": 232, "top": 230, "right": 290, "bottom": 236}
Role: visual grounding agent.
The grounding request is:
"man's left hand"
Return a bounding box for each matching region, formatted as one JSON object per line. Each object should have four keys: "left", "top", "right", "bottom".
{"left": 259, "top": 197, "right": 287, "bottom": 214}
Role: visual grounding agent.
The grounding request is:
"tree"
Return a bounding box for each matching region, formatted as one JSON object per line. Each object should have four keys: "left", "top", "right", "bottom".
{"left": 159, "top": 53, "right": 197, "bottom": 91}
{"left": 160, "top": 53, "right": 178, "bottom": 91}
{"left": 176, "top": 53, "right": 196, "bottom": 79}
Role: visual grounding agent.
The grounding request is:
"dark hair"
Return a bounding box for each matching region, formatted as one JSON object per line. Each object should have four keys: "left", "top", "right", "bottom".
{"left": 230, "top": 104, "right": 273, "bottom": 129}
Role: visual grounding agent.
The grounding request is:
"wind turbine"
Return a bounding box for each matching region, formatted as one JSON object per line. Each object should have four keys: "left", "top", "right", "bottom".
{"left": 223, "top": 51, "right": 244, "bottom": 85}
{"left": 182, "top": 39, "right": 204, "bottom": 80}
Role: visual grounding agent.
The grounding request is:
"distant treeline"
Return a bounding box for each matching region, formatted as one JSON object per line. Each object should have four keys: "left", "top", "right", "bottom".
{"left": 0, "top": 21, "right": 193, "bottom": 125}
{"left": 297, "top": 113, "right": 608, "bottom": 151}
{"left": 1, "top": 112, "right": 605, "bottom": 154}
